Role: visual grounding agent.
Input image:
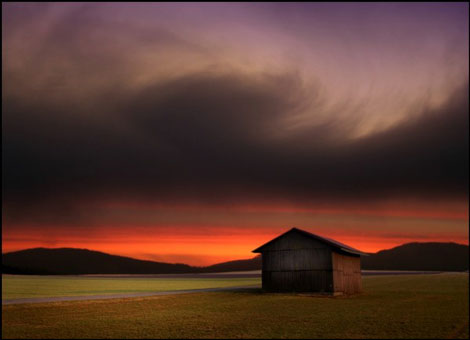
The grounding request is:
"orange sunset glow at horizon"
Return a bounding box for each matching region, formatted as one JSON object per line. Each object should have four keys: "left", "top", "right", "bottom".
{"left": 3, "top": 200, "right": 468, "bottom": 266}
{"left": 3, "top": 230, "right": 468, "bottom": 266}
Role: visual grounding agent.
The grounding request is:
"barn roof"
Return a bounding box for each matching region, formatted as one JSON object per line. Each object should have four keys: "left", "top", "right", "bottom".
{"left": 252, "top": 227, "right": 369, "bottom": 256}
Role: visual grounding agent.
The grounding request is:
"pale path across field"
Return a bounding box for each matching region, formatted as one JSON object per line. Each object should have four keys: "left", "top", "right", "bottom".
{"left": 1, "top": 271, "right": 448, "bottom": 305}
{"left": 2, "top": 274, "right": 261, "bottom": 300}
{"left": 2, "top": 285, "right": 261, "bottom": 305}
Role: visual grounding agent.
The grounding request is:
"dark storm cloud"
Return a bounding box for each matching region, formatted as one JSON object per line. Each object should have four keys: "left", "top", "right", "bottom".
{"left": 2, "top": 2, "right": 468, "bottom": 225}
{"left": 3, "top": 69, "right": 468, "bottom": 224}
{"left": 2, "top": 71, "right": 311, "bottom": 211}
{"left": 330, "top": 83, "right": 469, "bottom": 199}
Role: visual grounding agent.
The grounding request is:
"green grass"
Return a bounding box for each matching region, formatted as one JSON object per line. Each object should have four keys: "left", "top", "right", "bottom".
{"left": 2, "top": 275, "right": 259, "bottom": 299}
{"left": 2, "top": 273, "right": 468, "bottom": 339}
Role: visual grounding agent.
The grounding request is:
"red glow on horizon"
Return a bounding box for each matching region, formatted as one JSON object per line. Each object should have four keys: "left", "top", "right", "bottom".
{"left": 3, "top": 199, "right": 468, "bottom": 266}
{"left": 2, "top": 223, "right": 468, "bottom": 266}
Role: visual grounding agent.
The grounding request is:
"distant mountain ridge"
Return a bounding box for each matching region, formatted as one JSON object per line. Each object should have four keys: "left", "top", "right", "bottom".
{"left": 2, "top": 248, "right": 197, "bottom": 275}
{"left": 203, "top": 255, "right": 262, "bottom": 273}
{"left": 2, "top": 242, "right": 468, "bottom": 275}
{"left": 361, "top": 242, "right": 469, "bottom": 271}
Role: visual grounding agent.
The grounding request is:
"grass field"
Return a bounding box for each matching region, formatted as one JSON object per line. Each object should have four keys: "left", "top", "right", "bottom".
{"left": 2, "top": 275, "right": 259, "bottom": 299}
{"left": 2, "top": 273, "right": 468, "bottom": 339}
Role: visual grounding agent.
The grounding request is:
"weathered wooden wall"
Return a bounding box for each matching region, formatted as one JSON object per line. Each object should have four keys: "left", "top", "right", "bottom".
{"left": 261, "top": 232, "right": 334, "bottom": 292}
{"left": 331, "top": 252, "right": 362, "bottom": 294}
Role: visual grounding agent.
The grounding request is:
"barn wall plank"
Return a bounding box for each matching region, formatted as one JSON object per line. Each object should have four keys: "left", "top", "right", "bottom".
{"left": 331, "top": 252, "right": 362, "bottom": 294}
{"left": 263, "top": 269, "right": 334, "bottom": 292}
{"left": 264, "top": 248, "right": 332, "bottom": 271}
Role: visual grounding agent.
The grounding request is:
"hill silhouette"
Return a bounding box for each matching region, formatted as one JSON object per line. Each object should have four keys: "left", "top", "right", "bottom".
{"left": 2, "top": 242, "right": 468, "bottom": 274}
{"left": 2, "top": 248, "right": 197, "bottom": 275}
{"left": 361, "top": 242, "right": 469, "bottom": 271}
{"left": 202, "top": 255, "right": 262, "bottom": 272}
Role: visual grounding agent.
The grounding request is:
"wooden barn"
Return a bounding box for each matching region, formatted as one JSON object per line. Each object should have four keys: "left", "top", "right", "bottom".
{"left": 252, "top": 227, "right": 368, "bottom": 294}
